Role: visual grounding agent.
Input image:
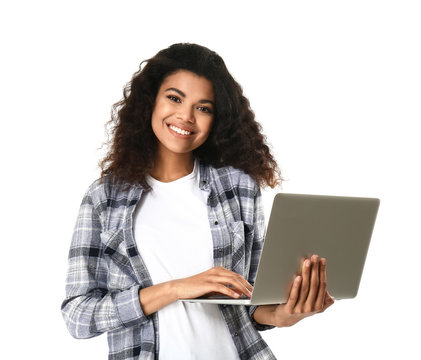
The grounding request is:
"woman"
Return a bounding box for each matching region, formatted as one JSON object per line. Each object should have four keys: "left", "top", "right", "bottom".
{"left": 61, "top": 43, "right": 334, "bottom": 359}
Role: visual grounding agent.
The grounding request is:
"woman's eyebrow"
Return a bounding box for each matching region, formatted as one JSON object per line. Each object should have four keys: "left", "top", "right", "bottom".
{"left": 165, "top": 87, "right": 186, "bottom": 97}
{"left": 165, "top": 87, "right": 215, "bottom": 106}
{"left": 198, "top": 99, "right": 215, "bottom": 106}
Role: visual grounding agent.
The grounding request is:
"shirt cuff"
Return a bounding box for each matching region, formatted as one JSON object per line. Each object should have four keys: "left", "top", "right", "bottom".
{"left": 113, "top": 285, "right": 150, "bottom": 328}
{"left": 248, "top": 305, "right": 275, "bottom": 331}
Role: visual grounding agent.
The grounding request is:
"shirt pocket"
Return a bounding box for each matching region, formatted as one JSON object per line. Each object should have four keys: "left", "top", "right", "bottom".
{"left": 100, "top": 229, "right": 138, "bottom": 290}
{"left": 229, "top": 220, "right": 246, "bottom": 276}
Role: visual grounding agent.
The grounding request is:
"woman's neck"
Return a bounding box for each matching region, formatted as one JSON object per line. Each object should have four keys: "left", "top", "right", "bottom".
{"left": 150, "top": 150, "right": 194, "bottom": 183}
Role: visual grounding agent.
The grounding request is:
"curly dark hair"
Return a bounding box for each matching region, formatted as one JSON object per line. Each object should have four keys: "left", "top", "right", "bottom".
{"left": 100, "top": 43, "right": 282, "bottom": 189}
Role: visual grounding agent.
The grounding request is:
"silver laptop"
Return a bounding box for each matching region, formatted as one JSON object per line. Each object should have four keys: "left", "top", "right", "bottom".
{"left": 180, "top": 193, "right": 380, "bottom": 305}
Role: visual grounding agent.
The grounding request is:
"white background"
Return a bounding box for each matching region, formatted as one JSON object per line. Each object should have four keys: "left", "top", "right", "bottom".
{"left": 1, "top": 1, "right": 420, "bottom": 359}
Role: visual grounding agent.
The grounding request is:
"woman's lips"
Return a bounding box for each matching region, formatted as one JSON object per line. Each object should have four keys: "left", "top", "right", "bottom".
{"left": 167, "top": 123, "right": 195, "bottom": 136}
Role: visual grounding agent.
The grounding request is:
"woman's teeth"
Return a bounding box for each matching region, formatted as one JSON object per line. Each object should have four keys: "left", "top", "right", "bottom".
{"left": 169, "top": 125, "right": 192, "bottom": 135}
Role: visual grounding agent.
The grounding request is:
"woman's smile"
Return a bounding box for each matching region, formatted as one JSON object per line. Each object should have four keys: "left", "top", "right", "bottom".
{"left": 167, "top": 123, "right": 195, "bottom": 136}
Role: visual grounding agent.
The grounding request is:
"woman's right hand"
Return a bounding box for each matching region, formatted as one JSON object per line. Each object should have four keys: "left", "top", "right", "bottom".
{"left": 139, "top": 266, "right": 252, "bottom": 316}
{"left": 172, "top": 266, "right": 253, "bottom": 300}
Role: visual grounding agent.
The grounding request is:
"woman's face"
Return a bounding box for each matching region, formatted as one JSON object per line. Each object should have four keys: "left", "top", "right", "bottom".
{"left": 151, "top": 70, "right": 215, "bottom": 159}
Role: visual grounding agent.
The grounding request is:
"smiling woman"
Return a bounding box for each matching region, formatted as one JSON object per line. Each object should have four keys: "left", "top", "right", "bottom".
{"left": 61, "top": 43, "right": 332, "bottom": 360}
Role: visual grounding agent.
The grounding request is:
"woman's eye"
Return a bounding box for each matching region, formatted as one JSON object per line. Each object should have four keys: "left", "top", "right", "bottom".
{"left": 167, "top": 95, "right": 181, "bottom": 103}
{"left": 197, "top": 106, "right": 213, "bottom": 114}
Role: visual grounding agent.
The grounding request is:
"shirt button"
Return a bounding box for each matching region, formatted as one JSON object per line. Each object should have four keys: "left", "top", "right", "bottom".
{"left": 234, "top": 332, "right": 239, "bottom": 337}
{"left": 218, "top": 248, "right": 223, "bottom": 253}
{"left": 214, "top": 220, "right": 218, "bottom": 225}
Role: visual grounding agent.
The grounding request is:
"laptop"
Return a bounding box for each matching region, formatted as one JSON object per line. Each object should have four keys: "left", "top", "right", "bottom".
{"left": 180, "top": 193, "right": 380, "bottom": 305}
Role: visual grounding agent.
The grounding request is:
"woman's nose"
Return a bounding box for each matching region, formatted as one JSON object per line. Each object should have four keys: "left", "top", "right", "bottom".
{"left": 176, "top": 107, "right": 195, "bottom": 123}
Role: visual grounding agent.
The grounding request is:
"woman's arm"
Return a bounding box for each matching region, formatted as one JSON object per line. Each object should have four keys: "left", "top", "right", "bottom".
{"left": 253, "top": 255, "right": 334, "bottom": 327}
{"left": 139, "top": 266, "right": 253, "bottom": 316}
{"left": 61, "top": 189, "right": 150, "bottom": 339}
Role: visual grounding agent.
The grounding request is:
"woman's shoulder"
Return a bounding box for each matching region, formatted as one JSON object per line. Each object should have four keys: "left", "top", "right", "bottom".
{"left": 82, "top": 174, "right": 142, "bottom": 209}
{"left": 84, "top": 174, "right": 116, "bottom": 196}
{"left": 205, "top": 162, "right": 259, "bottom": 194}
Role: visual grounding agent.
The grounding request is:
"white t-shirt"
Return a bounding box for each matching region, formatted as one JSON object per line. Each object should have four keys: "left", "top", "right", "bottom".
{"left": 133, "top": 160, "right": 240, "bottom": 360}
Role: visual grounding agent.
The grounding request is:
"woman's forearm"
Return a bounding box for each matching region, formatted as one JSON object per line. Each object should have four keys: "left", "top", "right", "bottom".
{"left": 139, "top": 281, "right": 178, "bottom": 316}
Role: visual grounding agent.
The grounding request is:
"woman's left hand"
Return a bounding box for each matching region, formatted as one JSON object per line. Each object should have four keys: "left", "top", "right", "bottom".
{"left": 271, "top": 255, "right": 334, "bottom": 328}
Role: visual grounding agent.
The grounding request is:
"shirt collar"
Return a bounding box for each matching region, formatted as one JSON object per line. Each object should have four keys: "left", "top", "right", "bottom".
{"left": 198, "top": 158, "right": 211, "bottom": 191}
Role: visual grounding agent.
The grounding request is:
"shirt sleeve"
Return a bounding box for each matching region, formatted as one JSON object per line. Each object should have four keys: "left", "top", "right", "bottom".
{"left": 61, "top": 187, "right": 151, "bottom": 339}
{"left": 247, "top": 185, "right": 275, "bottom": 331}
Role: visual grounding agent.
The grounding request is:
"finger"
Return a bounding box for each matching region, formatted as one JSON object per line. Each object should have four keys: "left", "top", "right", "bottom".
{"left": 236, "top": 276, "right": 253, "bottom": 294}
{"left": 296, "top": 259, "right": 311, "bottom": 307}
{"left": 285, "top": 276, "right": 302, "bottom": 313}
{"left": 212, "top": 284, "right": 242, "bottom": 298}
{"left": 323, "top": 291, "right": 335, "bottom": 309}
{"left": 209, "top": 275, "right": 253, "bottom": 297}
{"left": 177, "top": 278, "right": 241, "bottom": 299}
{"left": 305, "top": 255, "right": 320, "bottom": 309}
{"left": 229, "top": 275, "right": 253, "bottom": 297}
{"left": 314, "top": 258, "right": 327, "bottom": 310}
{"left": 319, "top": 298, "right": 334, "bottom": 312}
{"left": 211, "top": 267, "right": 254, "bottom": 294}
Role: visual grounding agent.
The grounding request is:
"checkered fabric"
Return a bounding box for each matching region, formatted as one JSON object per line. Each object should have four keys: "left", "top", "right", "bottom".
{"left": 61, "top": 159, "right": 276, "bottom": 359}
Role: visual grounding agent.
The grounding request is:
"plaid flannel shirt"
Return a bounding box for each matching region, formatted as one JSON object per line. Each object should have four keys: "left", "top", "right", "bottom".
{"left": 61, "top": 160, "right": 276, "bottom": 359}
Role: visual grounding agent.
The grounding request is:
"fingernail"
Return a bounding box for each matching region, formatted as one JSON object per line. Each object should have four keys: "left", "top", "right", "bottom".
{"left": 305, "top": 260, "right": 310, "bottom": 267}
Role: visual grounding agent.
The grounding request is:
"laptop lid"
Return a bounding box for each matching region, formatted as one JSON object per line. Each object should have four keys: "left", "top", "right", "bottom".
{"left": 252, "top": 193, "right": 380, "bottom": 304}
